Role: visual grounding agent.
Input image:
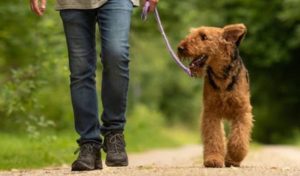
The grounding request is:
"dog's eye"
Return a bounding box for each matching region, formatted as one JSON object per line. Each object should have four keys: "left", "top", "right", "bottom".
{"left": 200, "top": 33, "right": 208, "bottom": 41}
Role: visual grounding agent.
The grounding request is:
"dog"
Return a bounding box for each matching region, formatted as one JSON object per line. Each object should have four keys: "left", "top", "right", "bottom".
{"left": 177, "top": 24, "right": 253, "bottom": 168}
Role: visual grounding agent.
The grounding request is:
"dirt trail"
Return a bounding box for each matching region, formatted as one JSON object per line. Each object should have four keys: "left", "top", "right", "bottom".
{"left": 1, "top": 145, "right": 300, "bottom": 176}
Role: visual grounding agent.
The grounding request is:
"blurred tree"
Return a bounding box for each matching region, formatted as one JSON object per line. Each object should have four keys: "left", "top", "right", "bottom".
{"left": 194, "top": 0, "right": 300, "bottom": 143}
{"left": 0, "top": 0, "right": 70, "bottom": 134}
{"left": 0, "top": 0, "right": 299, "bottom": 143}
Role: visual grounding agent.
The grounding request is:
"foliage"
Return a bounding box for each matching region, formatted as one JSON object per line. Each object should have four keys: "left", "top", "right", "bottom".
{"left": 0, "top": 65, "right": 54, "bottom": 137}
{"left": 0, "top": 0, "right": 299, "bottom": 147}
{"left": 133, "top": 0, "right": 300, "bottom": 143}
{"left": 206, "top": 0, "right": 300, "bottom": 143}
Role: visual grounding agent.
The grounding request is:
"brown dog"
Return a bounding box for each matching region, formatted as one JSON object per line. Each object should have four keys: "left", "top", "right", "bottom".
{"left": 177, "top": 24, "right": 253, "bottom": 168}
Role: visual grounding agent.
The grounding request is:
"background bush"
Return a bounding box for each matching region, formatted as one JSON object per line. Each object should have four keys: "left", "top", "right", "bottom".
{"left": 0, "top": 0, "right": 299, "bottom": 144}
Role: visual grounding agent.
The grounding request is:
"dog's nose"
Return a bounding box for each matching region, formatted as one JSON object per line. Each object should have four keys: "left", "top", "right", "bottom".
{"left": 177, "top": 46, "right": 185, "bottom": 53}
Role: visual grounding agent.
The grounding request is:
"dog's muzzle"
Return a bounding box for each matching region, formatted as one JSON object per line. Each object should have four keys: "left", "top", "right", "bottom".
{"left": 189, "top": 55, "right": 208, "bottom": 68}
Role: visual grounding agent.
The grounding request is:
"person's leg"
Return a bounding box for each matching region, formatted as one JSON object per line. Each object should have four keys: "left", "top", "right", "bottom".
{"left": 60, "top": 9, "right": 101, "bottom": 145}
{"left": 60, "top": 9, "right": 102, "bottom": 170}
{"left": 97, "top": 0, "right": 133, "bottom": 134}
{"left": 96, "top": 0, "right": 133, "bottom": 166}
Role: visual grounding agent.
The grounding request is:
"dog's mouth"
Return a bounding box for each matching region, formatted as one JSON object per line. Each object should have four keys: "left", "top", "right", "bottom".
{"left": 189, "top": 55, "right": 208, "bottom": 68}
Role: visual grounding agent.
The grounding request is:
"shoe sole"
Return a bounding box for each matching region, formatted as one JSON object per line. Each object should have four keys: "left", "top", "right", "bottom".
{"left": 72, "top": 161, "right": 94, "bottom": 171}
{"left": 105, "top": 159, "right": 128, "bottom": 167}
{"left": 95, "top": 159, "right": 103, "bottom": 170}
{"left": 72, "top": 160, "right": 103, "bottom": 171}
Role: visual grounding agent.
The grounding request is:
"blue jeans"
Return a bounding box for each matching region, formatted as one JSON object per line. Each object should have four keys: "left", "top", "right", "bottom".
{"left": 60, "top": 0, "right": 133, "bottom": 145}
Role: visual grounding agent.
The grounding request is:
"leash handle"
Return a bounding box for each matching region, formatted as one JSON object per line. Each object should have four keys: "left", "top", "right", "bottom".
{"left": 141, "top": 2, "right": 192, "bottom": 77}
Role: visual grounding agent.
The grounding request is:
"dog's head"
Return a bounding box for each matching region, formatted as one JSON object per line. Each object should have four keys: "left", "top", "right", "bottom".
{"left": 177, "top": 24, "right": 247, "bottom": 77}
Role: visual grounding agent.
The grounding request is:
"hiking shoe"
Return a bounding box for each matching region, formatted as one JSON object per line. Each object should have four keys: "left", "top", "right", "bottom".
{"left": 71, "top": 142, "right": 102, "bottom": 171}
{"left": 103, "top": 131, "right": 128, "bottom": 167}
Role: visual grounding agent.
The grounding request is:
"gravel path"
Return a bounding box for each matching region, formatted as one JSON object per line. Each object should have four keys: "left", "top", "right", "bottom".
{"left": 1, "top": 145, "right": 300, "bottom": 176}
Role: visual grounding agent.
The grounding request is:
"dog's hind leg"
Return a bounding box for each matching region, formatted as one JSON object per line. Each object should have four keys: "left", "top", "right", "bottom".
{"left": 201, "top": 111, "right": 225, "bottom": 168}
{"left": 225, "top": 112, "right": 253, "bottom": 167}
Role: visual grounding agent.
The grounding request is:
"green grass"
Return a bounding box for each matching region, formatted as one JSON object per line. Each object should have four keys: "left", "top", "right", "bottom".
{"left": 0, "top": 127, "right": 198, "bottom": 170}
{"left": 0, "top": 104, "right": 199, "bottom": 170}
{"left": 125, "top": 126, "right": 199, "bottom": 152}
{"left": 0, "top": 131, "right": 76, "bottom": 170}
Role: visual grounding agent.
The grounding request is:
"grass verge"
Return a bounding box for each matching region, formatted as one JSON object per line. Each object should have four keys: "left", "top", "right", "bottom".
{"left": 0, "top": 104, "right": 199, "bottom": 170}
{"left": 0, "top": 127, "right": 198, "bottom": 170}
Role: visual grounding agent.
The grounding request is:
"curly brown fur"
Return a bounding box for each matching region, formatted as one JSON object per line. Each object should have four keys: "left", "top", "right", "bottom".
{"left": 178, "top": 24, "right": 253, "bottom": 168}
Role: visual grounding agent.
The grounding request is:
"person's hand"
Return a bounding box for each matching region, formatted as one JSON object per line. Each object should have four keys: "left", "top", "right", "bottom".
{"left": 143, "top": 0, "right": 159, "bottom": 12}
{"left": 30, "top": 0, "right": 47, "bottom": 16}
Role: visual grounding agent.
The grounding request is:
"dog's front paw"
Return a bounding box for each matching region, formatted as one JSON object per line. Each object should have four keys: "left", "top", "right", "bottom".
{"left": 225, "top": 159, "right": 241, "bottom": 167}
{"left": 225, "top": 154, "right": 243, "bottom": 167}
{"left": 204, "top": 157, "right": 224, "bottom": 168}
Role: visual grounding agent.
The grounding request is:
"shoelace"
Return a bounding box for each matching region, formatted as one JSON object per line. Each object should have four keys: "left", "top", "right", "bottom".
{"left": 106, "top": 133, "right": 125, "bottom": 153}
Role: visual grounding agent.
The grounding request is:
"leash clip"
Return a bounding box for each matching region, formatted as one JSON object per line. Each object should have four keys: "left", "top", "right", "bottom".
{"left": 141, "top": 0, "right": 150, "bottom": 21}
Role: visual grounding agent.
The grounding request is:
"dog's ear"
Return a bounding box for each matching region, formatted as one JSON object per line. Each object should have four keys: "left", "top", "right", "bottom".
{"left": 223, "top": 24, "right": 247, "bottom": 46}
